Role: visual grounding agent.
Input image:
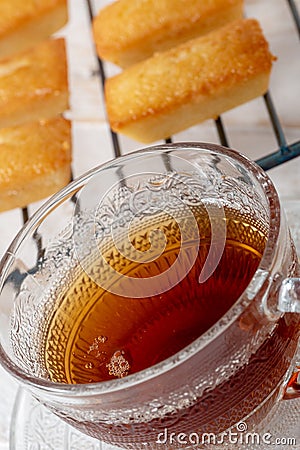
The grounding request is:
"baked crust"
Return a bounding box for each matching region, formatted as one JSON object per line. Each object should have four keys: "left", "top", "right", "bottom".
{"left": 0, "top": 0, "right": 68, "bottom": 59}
{"left": 0, "top": 38, "right": 69, "bottom": 128}
{"left": 105, "top": 18, "right": 275, "bottom": 143}
{"left": 93, "top": 0, "right": 244, "bottom": 68}
{"left": 0, "top": 116, "right": 71, "bottom": 212}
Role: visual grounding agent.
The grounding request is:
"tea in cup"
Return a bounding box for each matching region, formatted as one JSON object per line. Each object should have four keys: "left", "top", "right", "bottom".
{"left": 0, "top": 143, "right": 299, "bottom": 448}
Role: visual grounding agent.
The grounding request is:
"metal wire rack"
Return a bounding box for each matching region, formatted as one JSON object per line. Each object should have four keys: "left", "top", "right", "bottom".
{"left": 87, "top": 0, "right": 300, "bottom": 164}
{"left": 20, "top": 0, "right": 300, "bottom": 230}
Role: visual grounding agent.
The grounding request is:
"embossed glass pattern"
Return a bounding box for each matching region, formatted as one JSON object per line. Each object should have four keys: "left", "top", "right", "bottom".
{"left": 0, "top": 143, "right": 299, "bottom": 449}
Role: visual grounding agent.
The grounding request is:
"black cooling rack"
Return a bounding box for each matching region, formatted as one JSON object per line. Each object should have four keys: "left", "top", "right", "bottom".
{"left": 19, "top": 0, "right": 300, "bottom": 229}
{"left": 87, "top": 0, "right": 300, "bottom": 165}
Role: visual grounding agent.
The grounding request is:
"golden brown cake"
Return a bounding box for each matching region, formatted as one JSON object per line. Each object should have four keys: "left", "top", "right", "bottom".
{"left": 93, "top": 0, "right": 244, "bottom": 68}
{"left": 0, "top": 38, "right": 69, "bottom": 128}
{"left": 0, "top": 0, "right": 68, "bottom": 60}
{"left": 0, "top": 117, "right": 71, "bottom": 212}
{"left": 105, "top": 18, "right": 275, "bottom": 143}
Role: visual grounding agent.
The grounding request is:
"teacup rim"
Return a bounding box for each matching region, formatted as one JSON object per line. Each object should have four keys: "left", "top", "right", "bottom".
{"left": 0, "top": 141, "right": 281, "bottom": 396}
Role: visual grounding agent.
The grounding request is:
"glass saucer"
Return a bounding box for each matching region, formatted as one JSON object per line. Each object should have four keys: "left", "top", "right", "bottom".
{"left": 10, "top": 200, "right": 300, "bottom": 450}
{"left": 9, "top": 389, "right": 300, "bottom": 450}
{"left": 10, "top": 389, "right": 107, "bottom": 450}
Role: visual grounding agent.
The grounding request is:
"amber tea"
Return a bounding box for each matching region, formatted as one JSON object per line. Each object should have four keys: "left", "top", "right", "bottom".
{"left": 45, "top": 206, "right": 266, "bottom": 383}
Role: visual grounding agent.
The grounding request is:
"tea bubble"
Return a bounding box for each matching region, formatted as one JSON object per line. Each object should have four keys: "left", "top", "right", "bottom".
{"left": 107, "top": 350, "right": 130, "bottom": 378}
{"left": 85, "top": 362, "right": 94, "bottom": 369}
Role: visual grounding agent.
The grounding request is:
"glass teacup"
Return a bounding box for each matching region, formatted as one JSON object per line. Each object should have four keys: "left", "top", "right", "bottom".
{"left": 0, "top": 142, "right": 299, "bottom": 449}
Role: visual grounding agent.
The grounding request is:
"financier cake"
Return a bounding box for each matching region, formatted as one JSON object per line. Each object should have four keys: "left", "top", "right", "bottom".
{"left": 0, "top": 38, "right": 68, "bottom": 128}
{"left": 0, "top": 0, "right": 68, "bottom": 59}
{"left": 93, "top": 0, "right": 244, "bottom": 68}
{"left": 0, "top": 117, "right": 71, "bottom": 212}
{"left": 105, "top": 18, "right": 275, "bottom": 143}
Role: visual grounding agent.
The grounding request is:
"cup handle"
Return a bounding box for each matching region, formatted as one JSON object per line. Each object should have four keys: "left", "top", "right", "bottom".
{"left": 276, "top": 277, "right": 300, "bottom": 399}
